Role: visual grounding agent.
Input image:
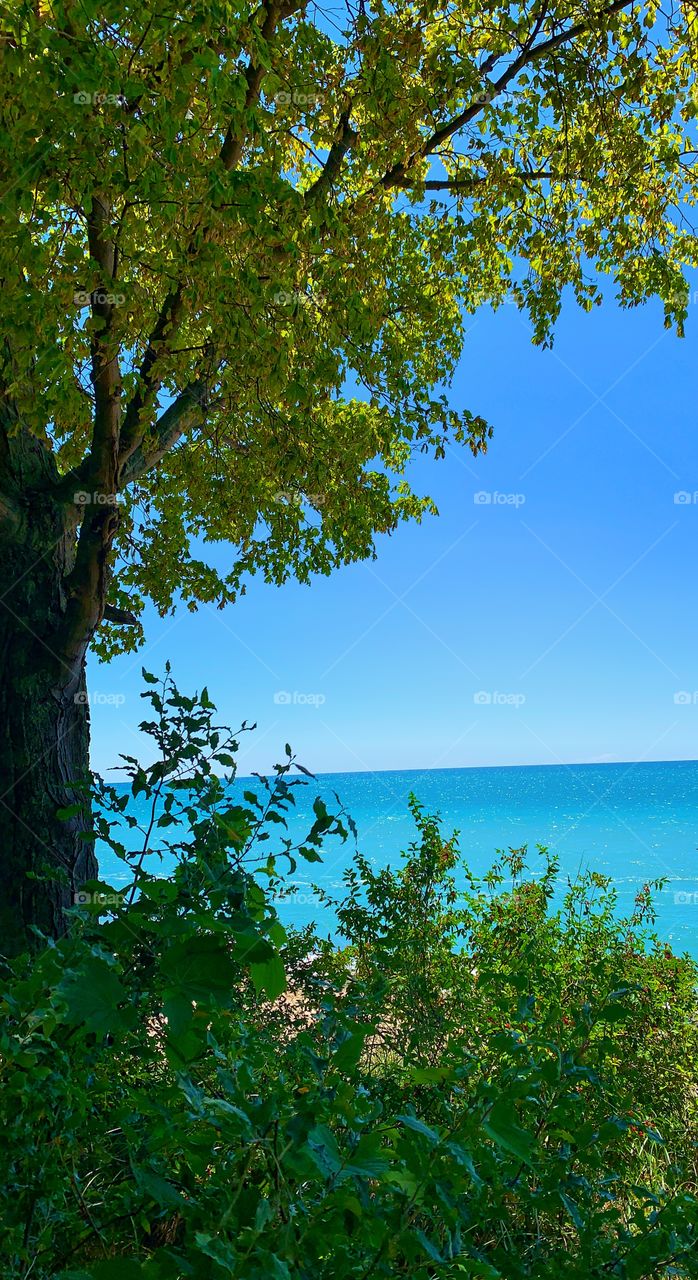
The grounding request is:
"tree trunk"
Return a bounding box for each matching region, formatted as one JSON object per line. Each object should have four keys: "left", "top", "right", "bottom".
{"left": 0, "top": 431, "right": 98, "bottom": 957}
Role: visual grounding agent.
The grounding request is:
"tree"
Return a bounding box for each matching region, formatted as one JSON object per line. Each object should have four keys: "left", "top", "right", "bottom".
{"left": 0, "top": 0, "right": 695, "bottom": 953}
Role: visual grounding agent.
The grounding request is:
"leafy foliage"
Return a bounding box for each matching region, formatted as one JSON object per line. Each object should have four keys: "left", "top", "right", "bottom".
{"left": 1, "top": 2, "right": 697, "bottom": 649}
{"left": 1, "top": 672, "right": 696, "bottom": 1277}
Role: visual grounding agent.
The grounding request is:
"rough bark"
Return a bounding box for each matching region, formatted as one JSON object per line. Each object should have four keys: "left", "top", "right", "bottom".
{"left": 0, "top": 426, "right": 98, "bottom": 956}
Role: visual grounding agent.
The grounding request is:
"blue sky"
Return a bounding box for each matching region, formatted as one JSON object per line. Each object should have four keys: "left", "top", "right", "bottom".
{"left": 90, "top": 287, "right": 698, "bottom": 778}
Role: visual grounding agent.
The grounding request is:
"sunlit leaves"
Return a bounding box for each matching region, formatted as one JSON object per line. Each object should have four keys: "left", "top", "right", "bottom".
{"left": 1, "top": 1, "right": 696, "bottom": 647}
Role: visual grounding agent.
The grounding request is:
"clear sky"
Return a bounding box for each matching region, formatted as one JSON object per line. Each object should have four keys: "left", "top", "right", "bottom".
{"left": 89, "top": 285, "right": 698, "bottom": 778}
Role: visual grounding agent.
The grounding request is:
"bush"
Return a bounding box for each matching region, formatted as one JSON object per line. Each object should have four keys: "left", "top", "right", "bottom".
{"left": 0, "top": 671, "right": 696, "bottom": 1278}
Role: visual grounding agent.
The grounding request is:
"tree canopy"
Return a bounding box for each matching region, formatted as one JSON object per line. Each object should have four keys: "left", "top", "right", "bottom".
{"left": 1, "top": 0, "right": 696, "bottom": 655}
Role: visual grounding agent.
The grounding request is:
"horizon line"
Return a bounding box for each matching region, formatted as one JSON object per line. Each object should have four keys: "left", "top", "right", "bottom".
{"left": 100, "top": 755, "right": 698, "bottom": 782}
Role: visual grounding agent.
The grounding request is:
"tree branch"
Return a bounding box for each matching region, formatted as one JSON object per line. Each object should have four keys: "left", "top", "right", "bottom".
{"left": 379, "top": 0, "right": 636, "bottom": 190}
{"left": 390, "top": 169, "right": 558, "bottom": 193}
{"left": 103, "top": 603, "right": 138, "bottom": 626}
{"left": 304, "top": 110, "right": 358, "bottom": 204}
{"left": 117, "top": 282, "right": 184, "bottom": 474}
{"left": 121, "top": 379, "right": 208, "bottom": 486}
{"left": 220, "top": 3, "right": 282, "bottom": 170}
{"left": 83, "top": 193, "right": 122, "bottom": 491}
{"left": 53, "top": 193, "right": 124, "bottom": 666}
{"left": 118, "top": 1, "right": 288, "bottom": 475}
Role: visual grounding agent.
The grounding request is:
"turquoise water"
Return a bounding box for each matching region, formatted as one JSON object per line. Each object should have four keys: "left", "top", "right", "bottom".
{"left": 98, "top": 760, "right": 698, "bottom": 957}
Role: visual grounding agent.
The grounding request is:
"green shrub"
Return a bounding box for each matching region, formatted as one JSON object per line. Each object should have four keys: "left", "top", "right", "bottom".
{"left": 0, "top": 670, "right": 696, "bottom": 1278}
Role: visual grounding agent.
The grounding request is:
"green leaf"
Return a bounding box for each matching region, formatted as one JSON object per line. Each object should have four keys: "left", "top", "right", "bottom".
{"left": 482, "top": 1101, "right": 535, "bottom": 1167}
{"left": 306, "top": 1123, "right": 343, "bottom": 1177}
{"left": 597, "top": 1003, "right": 634, "bottom": 1024}
{"left": 397, "top": 1114, "right": 440, "bottom": 1145}
{"left": 415, "top": 1229, "right": 444, "bottom": 1263}
{"left": 56, "top": 955, "right": 131, "bottom": 1035}
{"left": 334, "top": 1027, "right": 368, "bottom": 1071}
{"left": 250, "top": 952, "right": 286, "bottom": 999}
{"left": 344, "top": 1132, "right": 391, "bottom": 1179}
{"left": 160, "top": 935, "right": 237, "bottom": 1005}
{"left": 559, "top": 1190, "right": 584, "bottom": 1233}
{"left": 411, "top": 1066, "right": 456, "bottom": 1084}
{"left": 131, "top": 1164, "right": 184, "bottom": 1210}
{"left": 56, "top": 802, "right": 83, "bottom": 820}
{"left": 163, "top": 991, "right": 193, "bottom": 1040}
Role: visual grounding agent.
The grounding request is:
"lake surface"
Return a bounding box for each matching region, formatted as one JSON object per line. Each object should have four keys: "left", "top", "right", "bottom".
{"left": 98, "top": 759, "right": 698, "bottom": 957}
